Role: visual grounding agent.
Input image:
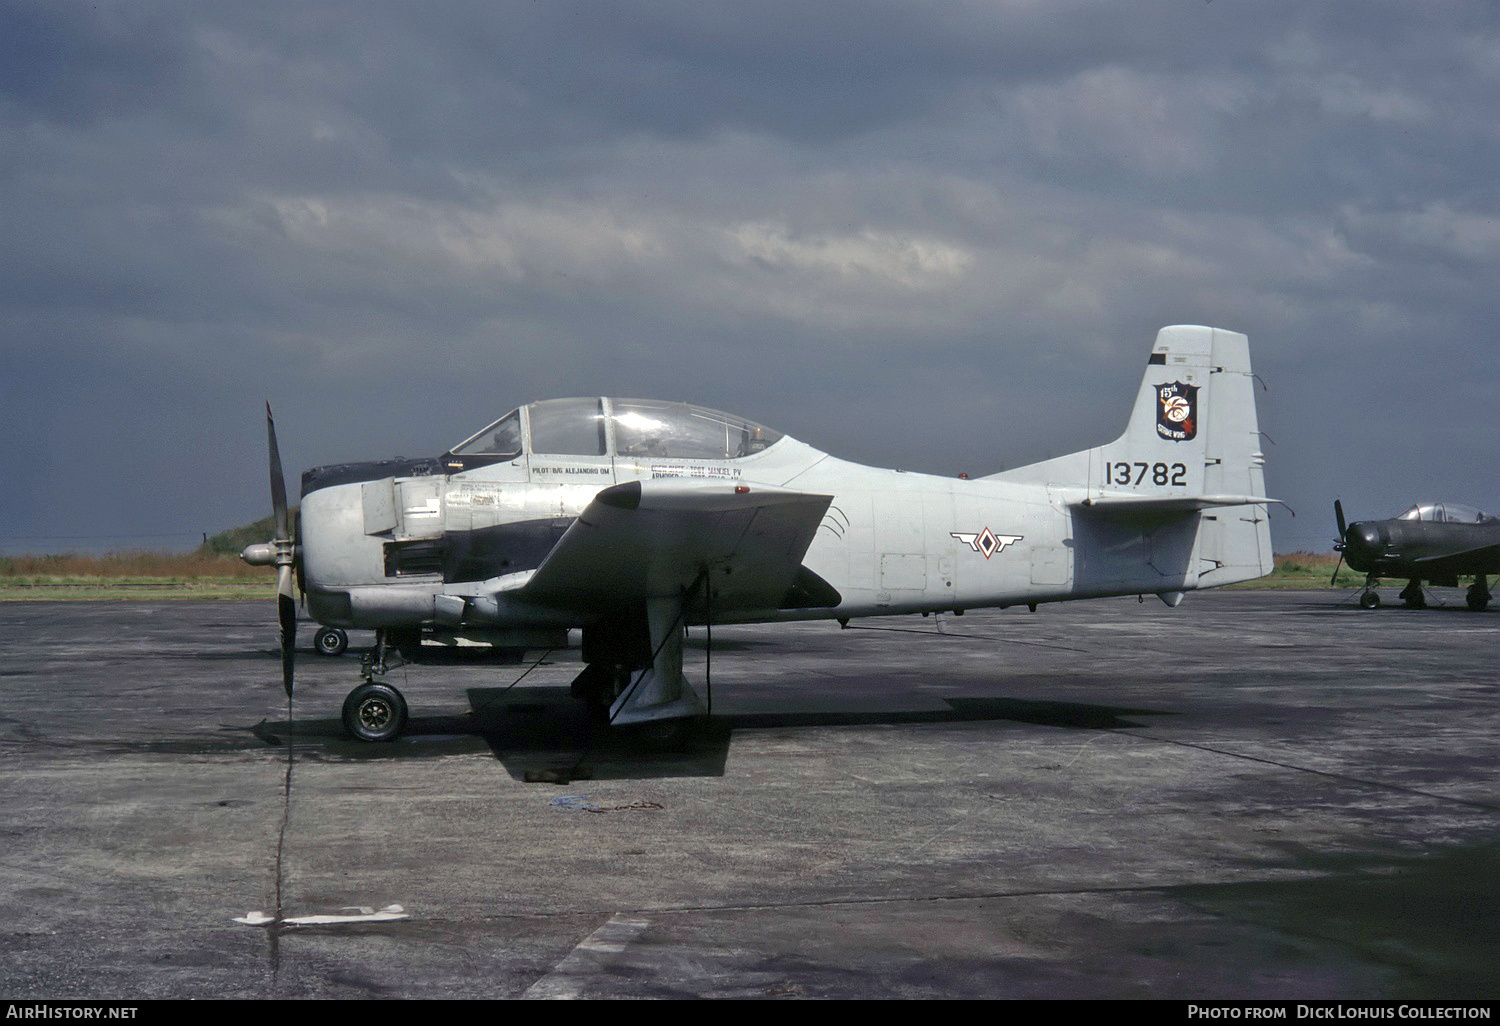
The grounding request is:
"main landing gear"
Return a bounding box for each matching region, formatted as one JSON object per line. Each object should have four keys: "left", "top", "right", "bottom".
{"left": 1467, "top": 576, "right": 1491, "bottom": 612}
{"left": 1357, "top": 575, "right": 1490, "bottom": 612}
{"left": 567, "top": 596, "right": 707, "bottom": 750}
{"left": 1398, "top": 579, "right": 1427, "bottom": 609}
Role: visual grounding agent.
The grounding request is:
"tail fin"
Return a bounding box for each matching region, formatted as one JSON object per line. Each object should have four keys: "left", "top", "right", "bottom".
{"left": 989, "top": 325, "right": 1275, "bottom": 589}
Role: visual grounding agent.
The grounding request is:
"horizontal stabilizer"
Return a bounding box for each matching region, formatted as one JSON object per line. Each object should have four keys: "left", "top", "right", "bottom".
{"left": 1075, "top": 493, "right": 1280, "bottom": 513}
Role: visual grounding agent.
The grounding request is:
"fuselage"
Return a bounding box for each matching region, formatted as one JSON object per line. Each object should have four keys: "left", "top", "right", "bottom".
{"left": 299, "top": 431, "right": 1198, "bottom": 633}
{"left": 294, "top": 327, "right": 1275, "bottom": 637}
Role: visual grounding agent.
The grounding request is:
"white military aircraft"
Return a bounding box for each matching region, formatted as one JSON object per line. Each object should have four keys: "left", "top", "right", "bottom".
{"left": 244, "top": 325, "right": 1274, "bottom": 742}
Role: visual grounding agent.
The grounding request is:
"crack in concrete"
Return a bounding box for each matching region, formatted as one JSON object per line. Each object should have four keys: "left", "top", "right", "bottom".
{"left": 267, "top": 692, "right": 295, "bottom": 991}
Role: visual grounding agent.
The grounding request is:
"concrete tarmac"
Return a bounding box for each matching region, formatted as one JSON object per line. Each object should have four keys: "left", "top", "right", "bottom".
{"left": 0, "top": 591, "right": 1496, "bottom": 1000}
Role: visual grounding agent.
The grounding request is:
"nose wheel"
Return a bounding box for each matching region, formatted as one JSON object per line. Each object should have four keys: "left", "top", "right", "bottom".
{"left": 342, "top": 682, "right": 408, "bottom": 742}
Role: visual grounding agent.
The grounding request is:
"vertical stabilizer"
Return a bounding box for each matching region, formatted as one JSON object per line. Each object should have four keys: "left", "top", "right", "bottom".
{"left": 988, "top": 325, "right": 1274, "bottom": 590}
{"left": 1089, "top": 324, "right": 1217, "bottom": 499}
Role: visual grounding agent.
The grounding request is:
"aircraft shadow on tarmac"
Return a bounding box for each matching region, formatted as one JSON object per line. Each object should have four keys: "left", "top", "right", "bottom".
{"left": 1300, "top": 593, "right": 1500, "bottom": 615}
{"left": 249, "top": 686, "right": 1170, "bottom": 782}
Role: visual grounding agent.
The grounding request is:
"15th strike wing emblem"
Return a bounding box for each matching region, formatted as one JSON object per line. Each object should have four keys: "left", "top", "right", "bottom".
{"left": 1156, "top": 381, "right": 1198, "bottom": 441}
{"left": 951, "top": 528, "right": 1023, "bottom": 559}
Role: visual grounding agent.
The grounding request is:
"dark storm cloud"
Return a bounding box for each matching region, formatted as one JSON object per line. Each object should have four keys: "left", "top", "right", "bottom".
{"left": 2, "top": 0, "right": 1497, "bottom": 554}
{"left": 0, "top": 3, "right": 199, "bottom": 127}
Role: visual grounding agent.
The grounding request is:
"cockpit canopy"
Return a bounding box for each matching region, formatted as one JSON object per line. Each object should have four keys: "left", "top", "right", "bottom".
{"left": 1394, "top": 502, "right": 1496, "bottom": 524}
{"left": 450, "top": 398, "right": 784, "bottom": 461}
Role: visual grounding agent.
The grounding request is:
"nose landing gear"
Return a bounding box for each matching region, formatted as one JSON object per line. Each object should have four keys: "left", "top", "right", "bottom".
{"left": 339, "top": 629, "right": 414, "bottom": 742}
{"left": 341, "top": 681, "right": 408, "bottom": 742}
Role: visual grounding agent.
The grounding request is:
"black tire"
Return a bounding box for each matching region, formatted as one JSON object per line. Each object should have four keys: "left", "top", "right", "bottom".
{"left": 1467, "top": 589, "right": 1490, "bottom": 612}
{"left": 315, "top": 627, "right": 348, "bottom": 657}
{"left": 618, "top": 716, "right": 699, "bottom": 751}
{"left": 342, "top": 683, "right": 408, "bottom": 742}
{"left": 1359, "top": 591, "right": 1380, "bottom": 610}
{"left": 572, "top": 663, "right": 631, "bottom": 722}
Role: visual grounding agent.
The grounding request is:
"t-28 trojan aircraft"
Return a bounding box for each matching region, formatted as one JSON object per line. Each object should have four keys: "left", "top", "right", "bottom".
{"left": 1332, "top": 499, "right": 1500, "bottom": 610}
{"left": 243, "top": 325, "right": 1275, "bottom": 742}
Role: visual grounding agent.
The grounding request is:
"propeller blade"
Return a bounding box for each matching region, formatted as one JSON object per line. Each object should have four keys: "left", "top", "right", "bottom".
{"left": 1334, "top": 498, "right": 1347, "bottom": 540}
{"left": 1330, "top": 552, "right": 1345, "bottom": 587}
{"left": 278, "top": 565, "right": 297, "bottom": 698}
{"left": 267, "top": 402, "right": 289, "bottom": 543}
{"left": 266, "top": 402, "right": 296, "bottom": 697}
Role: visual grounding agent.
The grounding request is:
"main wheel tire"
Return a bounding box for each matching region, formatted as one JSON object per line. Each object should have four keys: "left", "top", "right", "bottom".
{"left": 618, "top": 716, "right": 699, "bottom": 751}
{"left": 342, "top": 683, "right": 408, "bottom": 742}
{"left": 315, "top": 627, "right": 349, "bottom": 657}
{"left": 572, "top": 663, "right": 632, "bottom": 722}
{"left": 1467, "top": 589, "right": 1490, "bottom": 612}
{"left": 1359, "top": 591, "right": 1380, "bottom": 609}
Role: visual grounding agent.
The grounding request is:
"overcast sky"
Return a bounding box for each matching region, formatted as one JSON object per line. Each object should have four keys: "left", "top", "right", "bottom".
{"left": 3, "top": 1, "right": 1497, "bottom": 555}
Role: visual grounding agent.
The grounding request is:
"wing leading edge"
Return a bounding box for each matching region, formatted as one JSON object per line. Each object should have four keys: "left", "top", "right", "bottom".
{"left": 516, "top": 479, "right": 838, "bottom": 615}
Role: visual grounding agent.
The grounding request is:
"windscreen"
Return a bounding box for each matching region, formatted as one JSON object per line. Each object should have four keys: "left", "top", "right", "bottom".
{"left": 450, "top": 409, "right": 522, "bottom": 458}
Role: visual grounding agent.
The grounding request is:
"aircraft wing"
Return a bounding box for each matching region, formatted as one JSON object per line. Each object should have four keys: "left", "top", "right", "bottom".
{"left": 1410, "top": 542, "right": 1500, "bottom": 575}
{"left": 514, "top": 479, "right": 837, "bottom": 614}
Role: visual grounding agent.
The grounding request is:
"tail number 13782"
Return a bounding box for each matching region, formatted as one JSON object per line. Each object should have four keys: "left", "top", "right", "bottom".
{"left": 1105, "top": 461, "right": 1187, "bottom": 487}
